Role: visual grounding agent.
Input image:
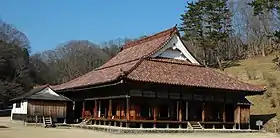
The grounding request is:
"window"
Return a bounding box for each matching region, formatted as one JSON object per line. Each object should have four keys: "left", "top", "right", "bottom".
{"left": 15, "top": 102, "right": 21, "bottom": 108}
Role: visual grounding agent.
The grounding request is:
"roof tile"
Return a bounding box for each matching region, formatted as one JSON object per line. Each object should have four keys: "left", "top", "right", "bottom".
{"left": 127, "top": 59, "right": 265, "bottom": 92}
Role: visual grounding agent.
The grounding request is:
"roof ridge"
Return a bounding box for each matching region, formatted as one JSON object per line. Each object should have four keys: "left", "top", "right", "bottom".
{"left": 118, "top": 58, "right": 145, "bottom": 80}
{"left": 95, "top": 58, "right": 142, "bottom": 71}
{"left": 122, "top": 27, "right": 178, "bottom": 50}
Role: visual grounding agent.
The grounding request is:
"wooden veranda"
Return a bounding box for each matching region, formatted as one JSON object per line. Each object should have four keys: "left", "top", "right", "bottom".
{"left": 70, "top": 83, "right": 251, "bottom": 130}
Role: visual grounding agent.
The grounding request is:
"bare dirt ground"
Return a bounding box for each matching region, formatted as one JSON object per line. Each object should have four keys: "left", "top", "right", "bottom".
{"left": 0, "top": 117, "right": 279, "bottom": 138}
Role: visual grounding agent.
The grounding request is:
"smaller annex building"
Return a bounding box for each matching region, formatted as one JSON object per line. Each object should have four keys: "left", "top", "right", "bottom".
{"left": 10, "top": 85, "right": 71, "bottom": 123}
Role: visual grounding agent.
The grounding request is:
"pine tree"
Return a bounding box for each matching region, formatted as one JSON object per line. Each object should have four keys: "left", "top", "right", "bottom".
{"left": 180, "top": 0, "right": 232, "bottom": 68}
{"left": 250, "top": 0, "right": 280, "bottom": 42}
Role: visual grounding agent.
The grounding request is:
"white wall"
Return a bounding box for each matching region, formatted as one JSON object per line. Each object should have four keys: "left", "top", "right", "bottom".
{"left": 152, "top": 34, "right": 200, "bottom": 65}
{"left": 11, "top": 100, "right": 28, "bottom": 120}
{"left": 11, "top": 100, "right": 28, "bottom": 115}
{"left": 157, "top": 49, "right": 187, "bottom": 60}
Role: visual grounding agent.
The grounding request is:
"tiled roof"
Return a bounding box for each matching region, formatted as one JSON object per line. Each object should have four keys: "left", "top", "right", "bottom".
{"left": 52, "top": 27, "right": 265, "bottom": 93}
{"left": 53, "top": 27, "right": 177, "bottom": 91}
{"left": 126, "top": 59, "right": 265, "bottom": 92}
{"left": 97, "top": 27, "right": 177, "bottom": 69}
{"left": 52, "top": 60, "right": 140, "bottom": 91}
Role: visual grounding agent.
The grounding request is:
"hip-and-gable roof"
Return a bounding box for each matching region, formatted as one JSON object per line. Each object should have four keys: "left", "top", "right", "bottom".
{"left": 52, "top": 27, "right": 265, "bottom": 94}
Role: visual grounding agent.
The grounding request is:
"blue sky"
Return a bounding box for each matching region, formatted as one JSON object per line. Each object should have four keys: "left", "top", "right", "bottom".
{"left": 1, "top": 0, "right": 190, "bottom": 53}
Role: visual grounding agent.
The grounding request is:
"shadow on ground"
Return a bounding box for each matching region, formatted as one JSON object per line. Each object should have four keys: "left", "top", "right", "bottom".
{"left": 250, "top": 113, "right": 276, "bottom": 129}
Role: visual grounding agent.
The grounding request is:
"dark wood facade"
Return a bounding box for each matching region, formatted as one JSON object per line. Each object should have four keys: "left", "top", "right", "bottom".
{"left": 63, "top": 81, "right": 252, "bottom": 129}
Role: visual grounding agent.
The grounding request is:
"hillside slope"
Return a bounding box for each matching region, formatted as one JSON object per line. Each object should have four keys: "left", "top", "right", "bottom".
{"left": 223, "top": 55, "right": 280, "bottom": 131}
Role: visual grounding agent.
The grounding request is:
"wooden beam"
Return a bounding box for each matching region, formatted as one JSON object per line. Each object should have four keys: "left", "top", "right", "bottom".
{"left": 94, "top": 100, "right": 98, "bottom": 118}
{"left": 202, "top": 102, "right": 205, "bottom": 122}
{"left": 85, "top": 95, "right": 129, "bottom": 101}
{"left": 108, "top": 99, "right": 112, "bottom": 119}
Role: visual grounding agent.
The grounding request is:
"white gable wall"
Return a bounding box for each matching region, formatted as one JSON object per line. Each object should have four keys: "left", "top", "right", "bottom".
{"left": 152, "top": 34, "right": 200, "bottom": 64}
{"left": 11, "top": 100, "right": 28, "bottom": 120}
{"left": 11, "top": 100, "right": 28, "bottom": 115}
{"left": 157, "top": 48, "right": 187, "bottom": 60}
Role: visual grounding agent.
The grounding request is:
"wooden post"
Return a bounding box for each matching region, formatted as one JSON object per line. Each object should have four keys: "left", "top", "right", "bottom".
{"left": 108, "top": 99, "right": 112, "bottom": 119}
{"left": 126, "top": 98, "right": 130, "bottom": 127}
{"left": 186, "top": 101, "right": 189, "bottom": 120}
{"left": 202, "top": 102, "right": 205, "bottom": 122}
{"left": 179, "top": 101, "right": 182, "bottom": 128}
{"left": 177, "top": 101, "right": 179, "bottom": 120}
{"left": 82, "top": 101, "right": 85, "bottom": 118}
{"left": 239, "top": 105, "right": 241, "bottom": 129}
{"left": 179, "top": 101, "right": 182, "bottom": 122}
{"left": 94, "top": 100, "right": 98, "bottom": 118}
{"left": 126, "top": 98, "right": 130, "bottom": 120}
{"left": 98, "top": 100, "right": 101, "bottom": 117}
{"left": 121, "top": 103, "right": 125, "bottom": 118}
{"left": 153, "top": 105, "right": 157, "bottom": 128}
{"left": 223, "top": 103, "right": 226, "bottom": 122}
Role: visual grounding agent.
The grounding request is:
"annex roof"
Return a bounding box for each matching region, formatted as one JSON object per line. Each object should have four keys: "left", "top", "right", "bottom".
{"left": 10, "top": 85, "right": 71, "bottom": 101}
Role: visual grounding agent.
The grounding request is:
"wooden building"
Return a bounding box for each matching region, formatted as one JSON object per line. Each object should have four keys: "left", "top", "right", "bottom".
{"left": 53, "top": 27, "right": 265, "bottom": 129}
{"left": 10, "top": 85, "right": 71, "bottom": 123}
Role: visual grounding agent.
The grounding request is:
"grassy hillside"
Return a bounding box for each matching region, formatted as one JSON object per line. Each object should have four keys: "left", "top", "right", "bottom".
{"left": 223, "top": 55, "right": 280, "bottom": 131}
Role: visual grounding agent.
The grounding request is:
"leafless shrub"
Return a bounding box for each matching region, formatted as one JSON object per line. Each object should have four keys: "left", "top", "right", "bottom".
{"left": 246, "top": 67, "right": 257, "bottom": 80}
{"left": 265, "top": 90, "right": 273, "bottom": 98}
{"left": 270, "top": 98, "right": 277, "bottom": 108}
{"left": 263, "top": 72, "right": 278, "bottom": 87}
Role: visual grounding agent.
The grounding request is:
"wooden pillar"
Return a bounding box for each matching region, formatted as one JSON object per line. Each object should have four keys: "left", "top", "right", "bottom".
{"left": 179, "top": 101, "right": 182, "bottom": 122}
{"left": 153, "top": 105, "right": 157, "bottom": 128}
{"left": 121, "top": 103, "right": 125, "bottom": 118}
{"left": 234, "top": 105, "right": 241, "bottom": 129}
{"left": 108, "top": 99, "right": 112, "bottom": 119}
{"left": 223, "top": 103, "right": 226, "bottom": 123}
{"left": 176, "top": 101, "right": 179, "bottom": 120}
{"left": 185, "top": 101, "right": 189, "bottom": 121}
{"left": 167, "top": 107, "right": 170, "bottom": 118}
{"left": 222, "top": 103, "right": 226, "bottom": 129}
{"left": 238, "top": 106, "right": 241, "bottom": 129}
{"left": 98, "top": 100, "right": 101, "bottom": 117}
{"left": 179, "top": 101, "right": 182, "bottom": 128}
{"left": 126, "top": 98, "right": 130, "bottom": 127}
{"left": 94, "top": 100, "right": 98, "bottom": 118}
{"left": 126, "top": 98, "right": 130, "bottom": 120}
{"left": 131, "top": 105, "right": 136, "bottom": 120}
{"left": 202, "top": 102, "right": 205, "bottom": 122}
{"left": 82, "top": 101, "right": 85, "bottom": 118}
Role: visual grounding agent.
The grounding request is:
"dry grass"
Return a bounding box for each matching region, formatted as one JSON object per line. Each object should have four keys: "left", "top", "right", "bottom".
{"left": 223, "top": 55, "right": 280, "bottom": 132}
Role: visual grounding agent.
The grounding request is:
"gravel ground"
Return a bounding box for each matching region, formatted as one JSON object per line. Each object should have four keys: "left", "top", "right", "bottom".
{"left": 0, "top": 117, "right": 279, "bottom": 138}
